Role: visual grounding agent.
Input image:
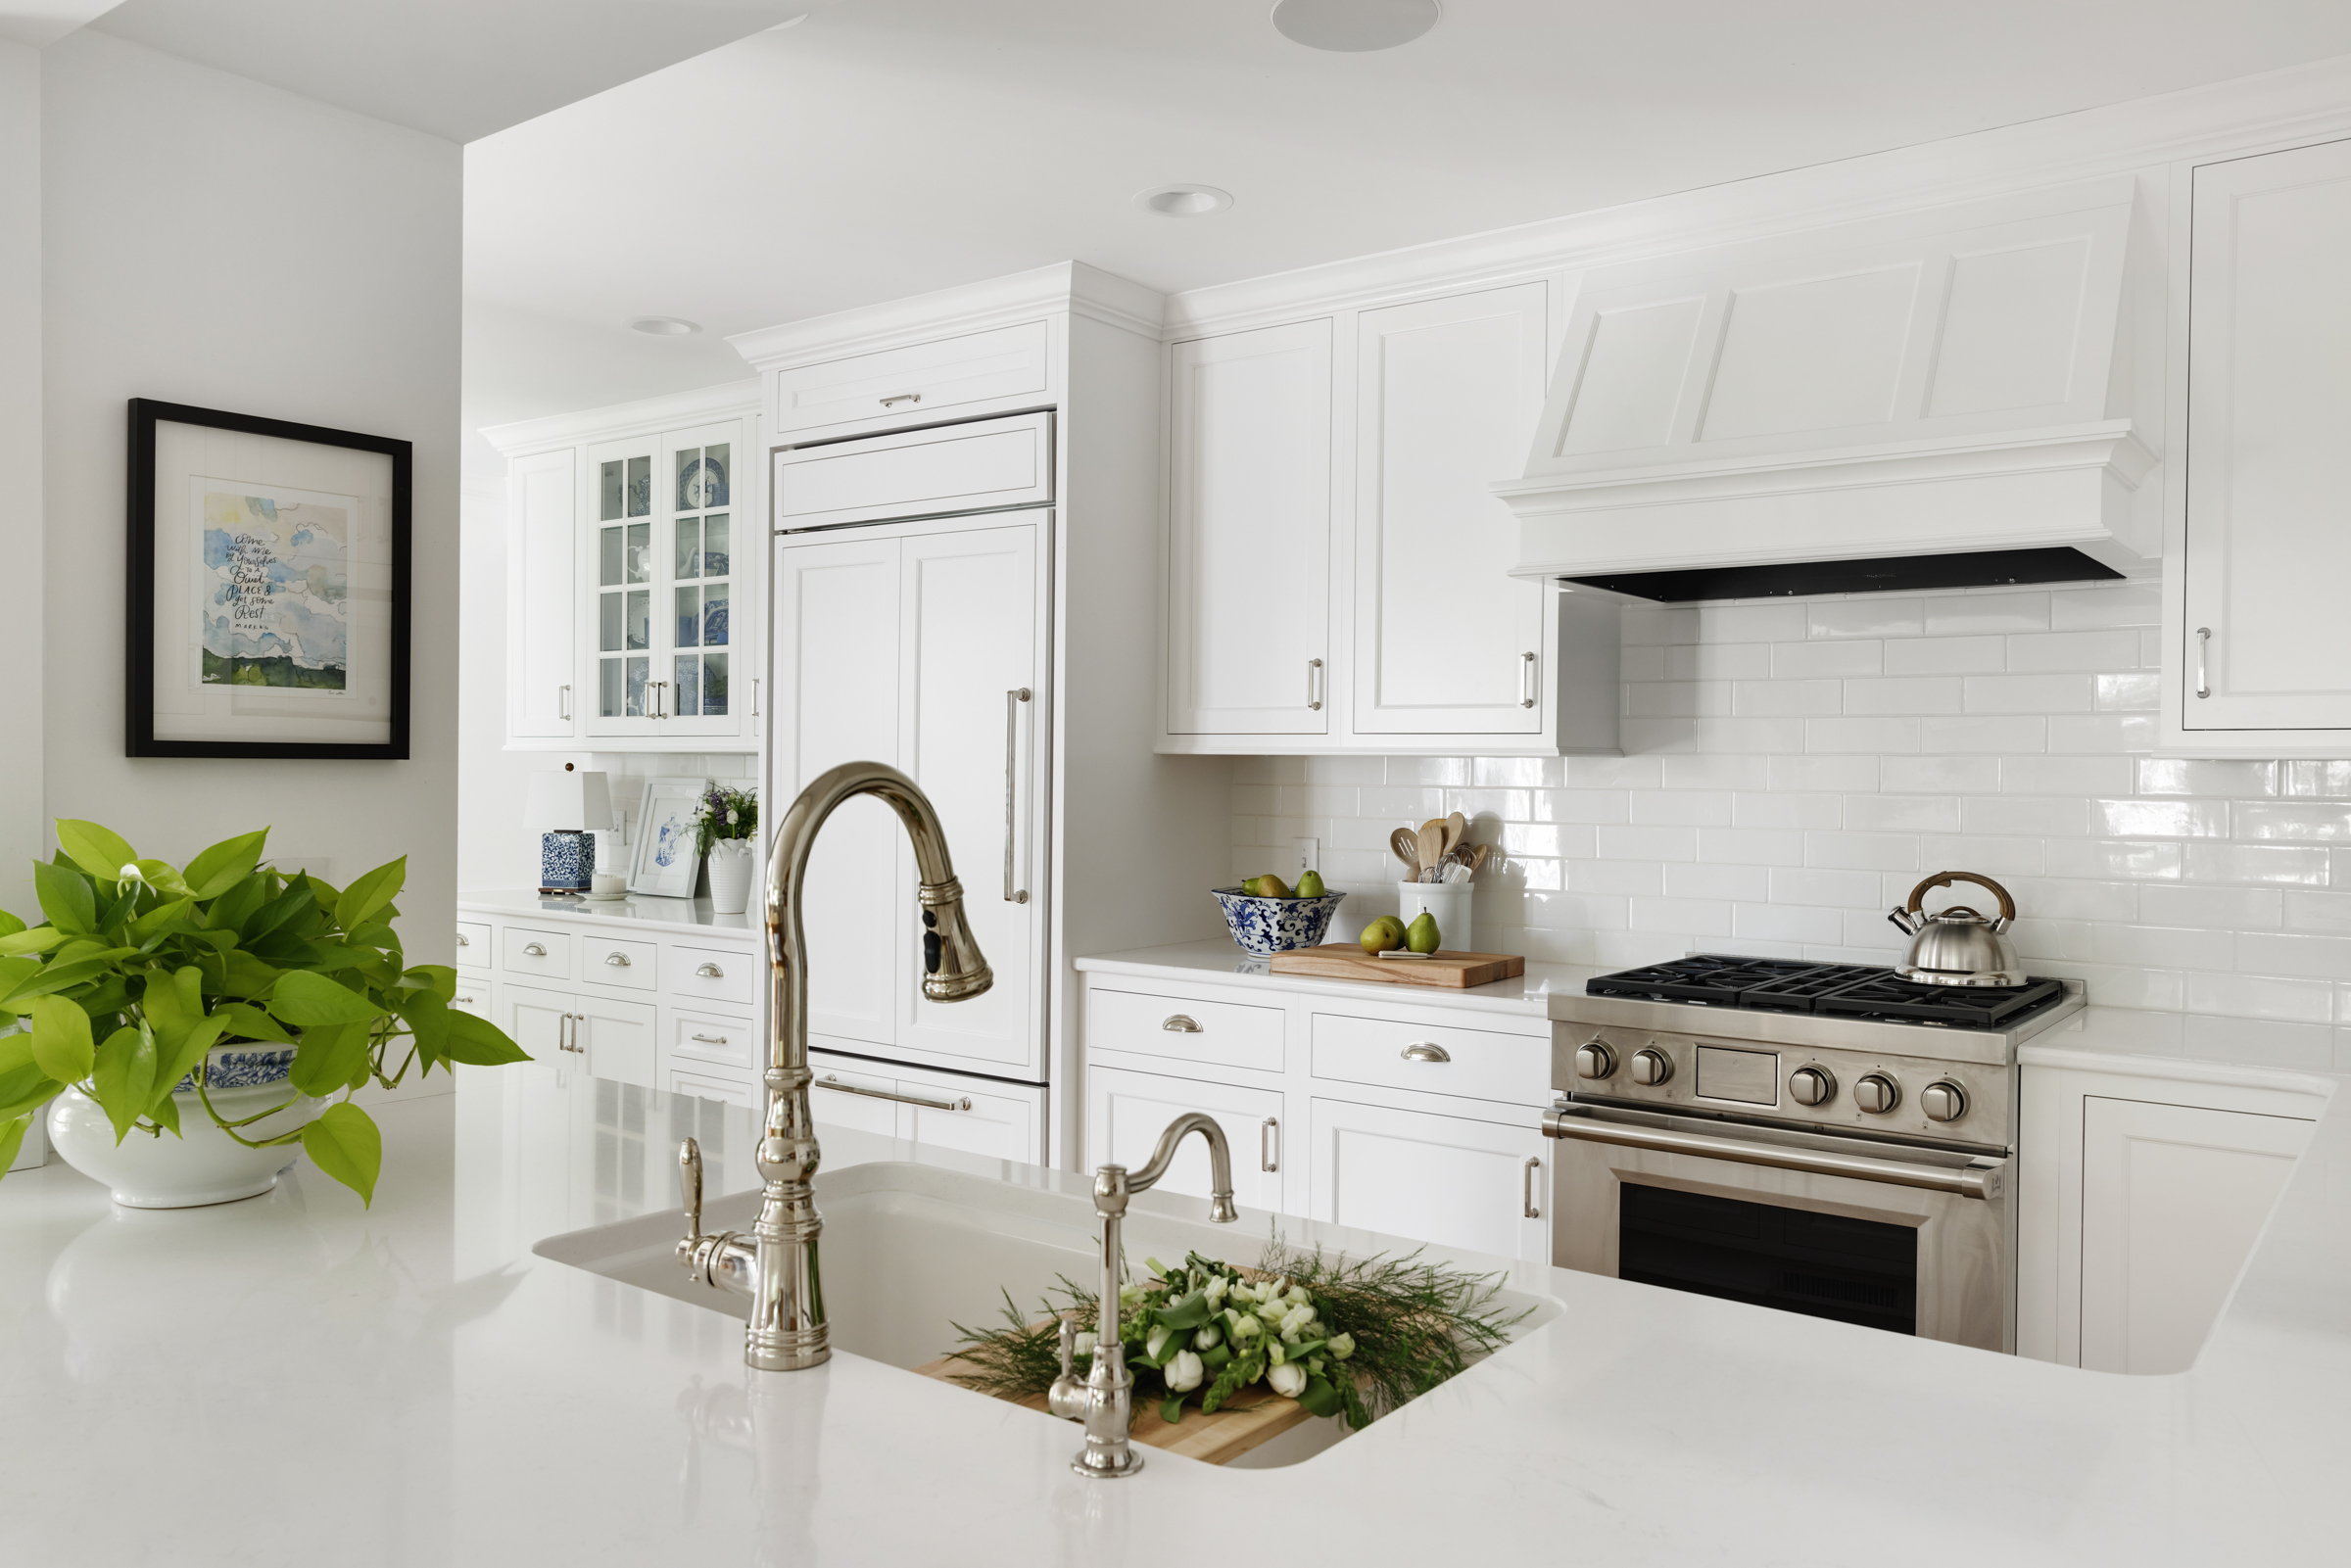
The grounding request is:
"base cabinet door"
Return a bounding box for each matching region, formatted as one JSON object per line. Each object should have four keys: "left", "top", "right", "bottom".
{"left": 1085, "top": 1065, "right": 1287, "bottom": 1216}
{"left": 1307, "top": 1097, "right": 1548, "bottom": 1262}
{"left": 2078, "top": 1096, "right": 2310, "bottom": 1373}
{"left": 575, "top": 995, "right": 658, "bottom": 1090}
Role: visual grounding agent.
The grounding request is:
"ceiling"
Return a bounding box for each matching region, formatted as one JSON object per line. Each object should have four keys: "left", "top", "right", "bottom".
{"left": 462, "top": 0, "right": 2351, "bottom": 427}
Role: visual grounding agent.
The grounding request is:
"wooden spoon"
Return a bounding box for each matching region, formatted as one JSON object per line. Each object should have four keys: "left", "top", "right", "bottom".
{"left": 1416, "top": 824, "right": 1444, "bottom": 881}
{"left": 1445, "top": 810, "right": 1466, "bottom": 860}
{"left": 1389, "top": 827, "right": 1420, "bottom": 878}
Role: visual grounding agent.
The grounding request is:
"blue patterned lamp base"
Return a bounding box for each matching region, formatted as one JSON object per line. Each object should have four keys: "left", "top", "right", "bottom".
{"left": 540, "top": 831, "right": 594, "bottom": 894}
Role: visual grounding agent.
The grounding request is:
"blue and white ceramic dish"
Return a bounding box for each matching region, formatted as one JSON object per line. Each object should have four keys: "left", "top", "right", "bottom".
{"left": 170, "top": 1044, "right": 299, "bottom": 1095}
{"left": 1211, "top": 887, "right": 1348, "bottom": 957}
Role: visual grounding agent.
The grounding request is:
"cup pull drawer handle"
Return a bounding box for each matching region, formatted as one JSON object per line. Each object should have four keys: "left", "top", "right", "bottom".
{"left": 691, "top": 1033, "right": 730, "bottom": 1046}
{"left": 695, "top": 963, "right": 724, "bottom": 978}
{"left": 817, "top": 1074, "right": 971, "bottom": 1113}
{"left": 523, "top": 943, "right": 548, "bottom": 957}
{"left": 455, "top": 933, "right": 469, "bottom": 947}
{"left": 604, "top": 953, "right": 631, "bottom": 967}
{"left": 1400, "top": 1042, "right": 1452, "bottom": 1063}
{"left": 1162, "top": 1015, "right": 1203, "bottom": 1033}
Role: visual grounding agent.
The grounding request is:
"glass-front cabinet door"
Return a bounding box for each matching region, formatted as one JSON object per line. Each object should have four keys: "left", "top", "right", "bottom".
{"left": 581, "top": 418, "right": 752, "bottom": 741}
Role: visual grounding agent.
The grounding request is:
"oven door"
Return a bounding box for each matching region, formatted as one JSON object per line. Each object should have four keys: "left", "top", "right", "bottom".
{"left": 1544, "top": 1102, "right": 2014, "bottom": 1352}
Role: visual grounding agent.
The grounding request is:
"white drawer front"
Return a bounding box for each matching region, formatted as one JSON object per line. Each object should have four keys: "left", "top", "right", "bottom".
{"left": 455, "top": 921, "right": 491, "bottom": 973}
{"left": 669, "top": 942, "right": 754, "bottom": 1009}
{"left": 1310, "top": 1014, "right": 1550, "bottom": 1109}
{"left": 670, "top": 1009, "right": 754, "bottom": 1071}
{"left": 670, "top": 1067, "right": 756, "bottom": 1111}
{"left": 809, "top": 1052, "right": 901, "bottom": 1138}
{"left": 449, "top": 980, "right": 492, "bottom": 1019}
{"left": 1088, "top": 986, "right": 1283, "bottom": 1074}
{"left": 893, "top": 1066, "right": 1041, "bottom": 1164}
{"left": 581, "top": 934, "right": 658, "bottom": 992}
{"left": 772, "top": 321, "right": 1050, "bottom": 434}
{"left": 776, "top": 411, "right": 1051, "bottom": 529}
{"left": 501, "top": 927, "right": 573, "bottom": 981}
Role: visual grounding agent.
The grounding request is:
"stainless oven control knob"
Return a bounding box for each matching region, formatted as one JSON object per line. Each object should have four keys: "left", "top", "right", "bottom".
{"left": 1920, "top": 1080, "right": 1968, "bottom": 1122}
{"left": 1788, "top": 1065, "right": 1837, "bottom": 1107}
{"left": 1574, "top": 1039, "right": 1616, "bottom": 1080}
{"left": 1853, "top": 1073, "right": 1901, "bottom": 1115}
{"left": 1629, "top": 1048, "right": 1673, "bottom": 1087}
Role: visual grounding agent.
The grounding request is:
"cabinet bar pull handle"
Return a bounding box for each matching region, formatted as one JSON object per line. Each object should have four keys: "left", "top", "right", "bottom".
{"left": 2195, "top": 626, "right": 2212, "bottom": 699}
{"left": 816, "top": 1074, "right": 970, "bottom": 1112}
{"left": 523, "top": 942, "right": 548, "bottom": 957}
{"left": 1543, "top": 1105, "right": 1998, "bottom": 1198}
{"left": 696, "top": 963, "right": 724, "bottom": 978}
{"left": 558, "top": 683, "right": 571, "bottom": 721}
{"left": 691, "top": 1033, "right": 730, "bottom": 1045}
{"left": 604, "top": 952, "right": 631, "bottom": 967}
{"left": 1519, "top": 651, "right": 1538, "bottom": 709}
{"left": 455, "top": 996, "right": 474, "bottom": 1006}
{"left": 880, "top": 393, "right": 923, "bottom": 408}
{"left": 1261, "top": 1117, "right": 1279, "bottom": 1173}
{"left": 1004, "top": 687, "right": 1032, "bottom": 905}
{"left": 1522, "top": 1156, "right": 1542, "bottom": 1219}
{"left": 752, "top": 677, "right": 760, "bottom": 718}
{"left": 1306, "top": 657, "right": 1323, "bottom": 711}
{"left": 1161, "top": 1015, "right": 1202, "bottom": 1033}
{"left": 1400, "top": 1041, "right": 1451, "bottom": 1064}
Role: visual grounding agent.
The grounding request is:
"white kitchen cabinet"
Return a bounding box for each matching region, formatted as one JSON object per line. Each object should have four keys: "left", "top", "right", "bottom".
{"left": 1085, "top": 1064, "right": 1288, "bottom": 1216}
{"left": 808, "top": 1048, "right": 1045, "bottom": 1163}
{"left": 769, "top": 512, "right": 1049, "bottom": 1081}
{"left": 767, "top": 320, "right": 1051, "bottom": 437}
{"left": 1352, "top": 283, "right": 1554, "bottom": 737}
{"left": 505, "top": 451, "right": 577, "bottom": 739}
{"left": 1307, "top": 1096, "right": 1549, "bottom": 1263}
{"left": 2169, "top": 136, "right": 2351, "bottom": 752}
{"left": 505, "top": 979, "right": 656, "bottom": 1091}
{"left": 775, "top": 411, "right": 1052, "bottom": 531}
{"left": 1164, "top": 319, "right": 1334, "bottom": 737}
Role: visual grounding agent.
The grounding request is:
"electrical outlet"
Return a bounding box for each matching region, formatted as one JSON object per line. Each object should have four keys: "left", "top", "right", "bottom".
{"left": 1292, "top": 837, "right": 1319, "bottom": 876}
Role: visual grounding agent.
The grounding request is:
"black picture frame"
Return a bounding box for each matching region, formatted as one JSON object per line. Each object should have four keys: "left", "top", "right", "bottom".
{"left": 125, "top": 398, "right": 412, "bottom": 760}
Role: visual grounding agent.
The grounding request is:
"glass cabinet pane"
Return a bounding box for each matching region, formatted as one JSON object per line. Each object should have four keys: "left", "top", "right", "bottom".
{"left": 600, "top": 593, "right": 623, "bottom": 652}
{"left": 626, "top": 656, "right": 648, "bottom": 715}
{"left": 674, "top": 586, "right": 700, "bottom": 648}
{"left": 600, "top": 460, "right": 624, "bottom": 521}
{"left": 703, "top": 653, "right": 728, "bottom": 715}
{"left": 625, "top": 590, "right": 649, "bottom": 650}
{"left": 600, "top": 658, "right": 622, "bottom": 717}
{"left": 702, "top": 515, "right": 730, "bottom": 576}
{"left": 600, "top": 525, "right": 624, "bottom": 587}
{"left": 626, "top": 456, "right": 651, "bottom": 517}
{"left": 674, "top": 655, "right": 700, "bottom": 716}
{"left": 674, "top": 518, "right": 700, "bottom": 580}
{"left": 702, "top": 583, "right": 729, "bottom": 646}
{"left": 677, "top": 444, "right": 730, "bottom": 510}
{"left": 625, "top": 523, "right": 650, "bottom": 583}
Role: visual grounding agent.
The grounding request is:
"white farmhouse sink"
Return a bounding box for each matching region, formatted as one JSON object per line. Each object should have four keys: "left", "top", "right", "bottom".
{"left": 534, "top": 1159, "right": 1561, "bottom": 1467}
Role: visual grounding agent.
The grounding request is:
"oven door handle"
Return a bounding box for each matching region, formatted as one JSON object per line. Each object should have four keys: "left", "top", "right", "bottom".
{"left": 1541, "top": 1106, "right": 2001, "bottom": 1201}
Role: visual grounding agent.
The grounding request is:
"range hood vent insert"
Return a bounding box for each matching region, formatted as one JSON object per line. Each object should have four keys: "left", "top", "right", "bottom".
{"left": 1502, "top": 178, "right": 2159, "bottom": 594}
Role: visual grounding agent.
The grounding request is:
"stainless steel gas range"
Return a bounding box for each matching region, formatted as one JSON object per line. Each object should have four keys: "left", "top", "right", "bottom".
{"left": 1543, "top": 956, "right": 2084, "bottom": 1353}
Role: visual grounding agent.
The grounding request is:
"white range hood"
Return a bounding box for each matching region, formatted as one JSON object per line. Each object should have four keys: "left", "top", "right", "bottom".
{"left": 1497, "top": 177, "right": 2158, "bottom": 598}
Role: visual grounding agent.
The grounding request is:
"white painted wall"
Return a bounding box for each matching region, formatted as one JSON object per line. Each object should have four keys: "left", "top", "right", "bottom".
{"left": 1239, "top": 579, "right": 2351, "bottom": 1075}
{"left": 40, "top": 30, "right": 461, "bottom": 962}
{"left": 0, "top": 41, "right": 42, "bottom": 918}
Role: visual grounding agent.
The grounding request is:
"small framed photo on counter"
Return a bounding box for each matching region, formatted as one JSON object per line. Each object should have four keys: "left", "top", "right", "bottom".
{"left": 124, "top": 398, "right": 411, "bottom": 759}
{"left": 630, "top": 777, "right": 707, "bottom": 898}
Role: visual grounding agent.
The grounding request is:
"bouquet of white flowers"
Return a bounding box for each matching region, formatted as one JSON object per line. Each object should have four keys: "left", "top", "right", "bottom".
{"left": 693, "top": 784, "right": 756, "bottom": 857}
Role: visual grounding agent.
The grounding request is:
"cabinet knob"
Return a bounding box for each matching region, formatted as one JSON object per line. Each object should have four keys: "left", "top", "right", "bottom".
{"left": 696, "top": 963, "right": 724, "bottom": 978}
{"left": 523, "top": 942, "right": 548, "bottom": 957}
{"left": 1399, "top": 1042, "right": 1452, "bottom": 1064}
{"left": 1162, "top": 1015, "right": 1202, "bottom": 1033}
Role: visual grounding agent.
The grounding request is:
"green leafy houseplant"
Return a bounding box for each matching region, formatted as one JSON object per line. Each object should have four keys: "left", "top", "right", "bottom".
{"left": 0, "top": 819, "right": 531, "bottom": 1206}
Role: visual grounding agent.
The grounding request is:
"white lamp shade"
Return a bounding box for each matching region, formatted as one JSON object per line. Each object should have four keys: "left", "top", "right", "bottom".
{"left": 524, "top": 770, "right": 613, "bottom": 836}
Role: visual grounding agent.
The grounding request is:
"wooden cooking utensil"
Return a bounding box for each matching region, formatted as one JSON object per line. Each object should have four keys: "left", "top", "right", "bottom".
{"left": 1389, "top": 827, "right": 1421, "bottom": 878}
{"left": 1445, "top": 811, "right": 1466, "bottom": 859}
{"left": 1416, "top": 824, "right": 1443, "bottom": 880}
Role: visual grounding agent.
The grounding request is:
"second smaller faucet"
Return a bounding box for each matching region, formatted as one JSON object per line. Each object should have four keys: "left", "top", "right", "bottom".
{"left": 1047, "top": 1113, "right": 1238, "bottom": 1478}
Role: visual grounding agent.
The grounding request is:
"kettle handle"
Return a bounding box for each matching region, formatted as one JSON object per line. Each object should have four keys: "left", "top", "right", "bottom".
{"left": 1905, "top": 871, "right": 2017, "bottom": 929}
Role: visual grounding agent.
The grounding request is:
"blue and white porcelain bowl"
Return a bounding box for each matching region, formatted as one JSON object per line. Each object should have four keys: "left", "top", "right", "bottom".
{"left": 1211, "top": 887, "right": 1348, "bottom": 957}
{"left": 50, "top": 1042, "right": 316, "bottom": 1209}
{"left": 173, "top": 1044, "right": 298, "bottom": 1094}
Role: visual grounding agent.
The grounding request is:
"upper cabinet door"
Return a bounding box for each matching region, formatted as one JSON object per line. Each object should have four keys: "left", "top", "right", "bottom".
{"left": 583, "top": 434, "right": 659, "bottom": 735}
{"left": 770, "top": 320, "right": 1051, "bottom": 436}
{"left": 1166, "top": 319, "right": 1333, "bottom": 735}
{"left": 1353, "top": 283, "right": 1552, "bottom": 736}
{"left": 507, "top": 450, "right": 578, "bottom": 739}
{"left": 2182, "top": 138, "right": 2351, "bottom": 732}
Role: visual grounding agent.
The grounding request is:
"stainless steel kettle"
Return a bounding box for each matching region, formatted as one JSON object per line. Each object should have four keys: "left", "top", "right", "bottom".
{"left": 1886, "top": 871, "right": 2025, "bottom": 987}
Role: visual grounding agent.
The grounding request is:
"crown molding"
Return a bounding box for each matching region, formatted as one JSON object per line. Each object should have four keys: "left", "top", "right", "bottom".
{"left": 1164, "top": 52, "right": 2351, "bottom": 339}
{"left": 480, "top": 377, "right": 761, "bottom": 456}
{"left": 728, "top": 261, "right": 1165, "bottom": 370}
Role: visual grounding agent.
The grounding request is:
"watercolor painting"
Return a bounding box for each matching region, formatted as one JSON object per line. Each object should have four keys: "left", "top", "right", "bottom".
{"left": 195, "top": 484, "right": 355, "bottom": 691}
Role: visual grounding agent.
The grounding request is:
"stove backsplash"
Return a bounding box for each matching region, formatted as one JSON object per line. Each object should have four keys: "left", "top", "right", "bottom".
{"left": 1230, "top": 580, "right": 2351, "bottom": 1071}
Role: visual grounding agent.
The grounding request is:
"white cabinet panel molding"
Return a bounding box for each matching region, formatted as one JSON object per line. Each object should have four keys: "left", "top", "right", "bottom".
{"left": 1086, "top": 1064, "right": 1289, "bottom": 1217}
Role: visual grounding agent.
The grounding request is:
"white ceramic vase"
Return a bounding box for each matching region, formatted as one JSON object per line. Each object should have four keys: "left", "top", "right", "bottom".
{"left": 706, "top": 837, "right": 755, "bottom": 915}
{"left": 47, "top": 1048, "right": 322, "bottom": 1209}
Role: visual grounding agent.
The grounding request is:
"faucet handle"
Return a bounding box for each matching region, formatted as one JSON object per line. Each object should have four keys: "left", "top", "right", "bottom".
{"left": 1057, "top": 1311, "right": 1076, "bottom": 1380}
{"left": 679, "top": 1138, "right": 703, "bottom": 1244}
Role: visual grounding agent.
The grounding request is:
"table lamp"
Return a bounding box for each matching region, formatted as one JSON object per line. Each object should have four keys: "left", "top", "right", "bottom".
{"left": 524, "top": 766, "right": 613, "bottom": 895}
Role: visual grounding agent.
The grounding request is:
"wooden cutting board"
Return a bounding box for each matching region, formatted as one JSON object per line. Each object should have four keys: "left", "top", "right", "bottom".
{"left": 909, "top": 1344, "right": 1311, "bottom": 1466}
{"left": 1269, "top": 944, "right": 1525, "bottom": 989}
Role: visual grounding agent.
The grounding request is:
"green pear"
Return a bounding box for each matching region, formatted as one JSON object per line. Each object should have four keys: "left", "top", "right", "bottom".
{"left": 1359, "top": 915, "right": 1405, "bottom": 954}
{"left": 1245, "top": 874, "right": 1292, "bottom": 899}
{"left": 1406, "top": 912, "right": 1441, "bottom": 954}
{"left": 1295, "top": 869, "right": 1326, "bottom": 898}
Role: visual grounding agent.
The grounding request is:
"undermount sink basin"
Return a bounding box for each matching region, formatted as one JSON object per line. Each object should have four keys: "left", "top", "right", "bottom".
{"left": 535, "top": 1159, "right": 1562, "bottom": 1468}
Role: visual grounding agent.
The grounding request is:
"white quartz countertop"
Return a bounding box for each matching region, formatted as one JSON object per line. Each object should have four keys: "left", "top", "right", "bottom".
{"left": 4, "top": 1037, "right": 2345, "bottom": 1566}
{"left": 459, "top": 886, "right": 757, "bottom": 939}
{"left": 1076, "top": 938, "right": 1593, "bottom": 1021}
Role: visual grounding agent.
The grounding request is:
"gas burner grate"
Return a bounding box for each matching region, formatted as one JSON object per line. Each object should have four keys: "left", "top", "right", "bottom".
{"left": 1810, "top": 974, "right": 2066, "bottom": 1029}
{"left": 1738, "top": 964, "right": 1891, "bottom": 1014}
{"left": 1584, "top": 955, "right": 1840, "bottom": 1006}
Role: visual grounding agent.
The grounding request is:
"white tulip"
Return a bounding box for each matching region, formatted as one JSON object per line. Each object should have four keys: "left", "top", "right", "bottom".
{"left": 1164, "top": 1350, "right": 1206, "bottom": 1393}
{"left": 1325, "top": 1332, "right": 1355, "bottom": 1360}
{"left": 1266, "top": 1361, "right": 1307, "bottom": 1399}
{"left": 1074, "top": 1332, "right": 1097, "bottom": 1356}
{"left": 1146, "top": 1325, "right": 1174, "bottom": 1361}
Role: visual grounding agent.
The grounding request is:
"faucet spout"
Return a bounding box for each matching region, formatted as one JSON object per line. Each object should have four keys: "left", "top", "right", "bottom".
{"left": 1128, "top": 1111, "right": 1239, "bottom": 1223}
{"left": 679, "top": 760, "right": 992, "bottom": 1373}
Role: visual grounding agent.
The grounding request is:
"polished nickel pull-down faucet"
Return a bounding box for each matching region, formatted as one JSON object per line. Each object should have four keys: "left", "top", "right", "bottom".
{"left": 675, "top": 760, "right": 992, "bottom": 1371}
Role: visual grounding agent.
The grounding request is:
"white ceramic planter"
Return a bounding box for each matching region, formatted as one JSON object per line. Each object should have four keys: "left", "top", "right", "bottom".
{"left": 47, "top": 1058, "right": 321, "bottom": 1210}
{"left": 706, "top": 838, "right": 755, "bottom": 915}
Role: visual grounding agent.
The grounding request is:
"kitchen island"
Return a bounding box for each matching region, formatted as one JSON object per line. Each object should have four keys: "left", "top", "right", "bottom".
{"left": 0, "top": 1038, "right": 2343, "bottom": 1567}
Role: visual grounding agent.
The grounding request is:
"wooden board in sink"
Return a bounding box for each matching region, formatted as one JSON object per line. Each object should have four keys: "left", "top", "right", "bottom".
{"left": 909, "top": 1344, "right": 1312, "bottom": 1466}
{"left": 1269, "top": 944, "right": 1525, "bottom": 989}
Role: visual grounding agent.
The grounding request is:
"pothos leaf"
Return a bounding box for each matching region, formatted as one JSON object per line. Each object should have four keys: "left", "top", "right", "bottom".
{"left": 53, "top": 820, "right": 136, "bottom": 885}
{"left": 300, "top": 1102, "right": 381, "bottom": 1207}
{"left": 335, "top": 856, "right": 406, "bottom": 935}
{"left": 182, "top": 829, "right": 268, "bottom": 900}
{"left": 0, "top": 1114, "right": 29, "bottom": 1178}
{"left": 288, "top": 1021, "right": 373, "bottom": 1097}
{"left": 90, "top": 1025, "right": 156, "bottom": 1144}
{"left": 268, "top": 970, "right": 380, "bottom": 1027}
{"left": 27, "top": 995, "right": 94, "bottom": 1084}
{"left": 32, "top": 860, "right": 96, "bottom": 936}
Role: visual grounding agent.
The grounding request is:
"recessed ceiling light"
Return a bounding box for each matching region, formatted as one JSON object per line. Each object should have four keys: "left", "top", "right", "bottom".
{"left": 1133, "top": 184, "right": 1233, "bottom": 218}
{"left": 1271, "top": 0, "right": 1441, "bottom": 52}
{"left": 629, "top": 316, "right": 701, "bottom": 336}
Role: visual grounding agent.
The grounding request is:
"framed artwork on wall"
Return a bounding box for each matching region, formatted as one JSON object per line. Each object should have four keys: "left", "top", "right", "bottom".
{"left": 125, "top": 398, "right": 411, "bottom": 759}
{"left": 631, "top": 777, "right": 707, "bottom": 899}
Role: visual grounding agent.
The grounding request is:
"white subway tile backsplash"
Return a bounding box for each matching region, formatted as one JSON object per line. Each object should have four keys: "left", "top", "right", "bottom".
{"left": 1229, "top": 580, "right": 2351, "bottom": 1039}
